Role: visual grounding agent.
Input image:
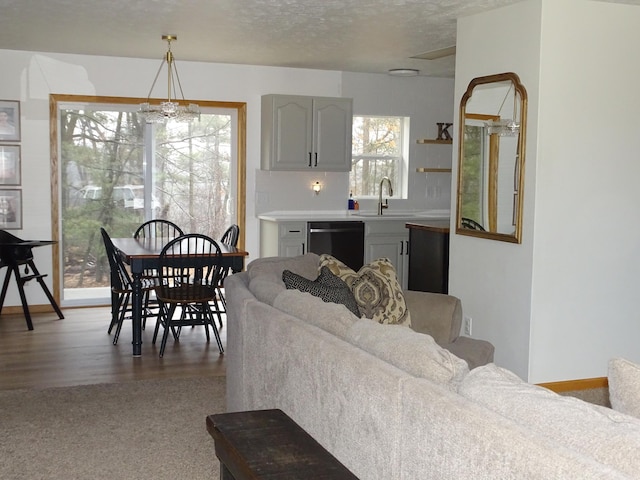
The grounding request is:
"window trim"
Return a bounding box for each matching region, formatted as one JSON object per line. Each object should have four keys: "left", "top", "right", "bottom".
{"left": 49, "top": 94, "right": 246, "bottom": 304}
{"left": 350, "top": 114, "right": 409, "bottom": 199}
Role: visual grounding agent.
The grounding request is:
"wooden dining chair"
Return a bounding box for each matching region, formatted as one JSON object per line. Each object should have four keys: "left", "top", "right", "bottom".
{"left": 211, "top": 224, "right": 240, "bottom": 328}
{"left": 461, "top": 217, "right": 486, "bottom": 231}
{"left": 152, "top": 233, "right": 224, "bottom": 357}
{"left": 100, "top": 227, "right": 157, "bottom": 344}
{"left": 133, "top": 219, "right": 184, "bottom": 326}
{"left": 133, "top": 219, "right": 184, "bottom": 240}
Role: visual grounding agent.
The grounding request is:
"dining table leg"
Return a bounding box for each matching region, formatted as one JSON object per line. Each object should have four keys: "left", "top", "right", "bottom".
{"left": 131, "top": 270, "right": 143, "bottom": 356}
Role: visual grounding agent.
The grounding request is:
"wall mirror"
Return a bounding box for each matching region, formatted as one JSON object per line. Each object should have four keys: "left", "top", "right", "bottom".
{"left": 456, "top": 72, "right": 527, "bottom": 243}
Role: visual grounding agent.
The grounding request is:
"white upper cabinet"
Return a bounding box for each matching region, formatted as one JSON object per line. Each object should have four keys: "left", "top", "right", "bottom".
{"left": 261, "top": 94, "right": 353, "bottom": 171}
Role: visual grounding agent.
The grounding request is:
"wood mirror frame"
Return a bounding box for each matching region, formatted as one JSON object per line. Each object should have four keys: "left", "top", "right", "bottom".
{"left": 455, "top": 72, "right": 527, "bottom": 243}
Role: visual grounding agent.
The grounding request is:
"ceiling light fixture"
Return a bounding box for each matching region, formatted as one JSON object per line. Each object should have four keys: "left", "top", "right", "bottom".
{"left": 486, "top": 82, "right": 520, "bottom": 137}
{"left": 388, "top": 68, "right": 420, "bottom": 77}
{"left": 486, "top": 118, "right": 520, "bottom": 136}
{"left": 139, "top": 35, "right": 200, "bottom": 124}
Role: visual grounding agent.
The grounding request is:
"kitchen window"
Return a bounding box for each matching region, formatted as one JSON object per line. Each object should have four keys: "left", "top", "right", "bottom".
{"left": 350, "top": 115, "right": 409, "bottom": 198}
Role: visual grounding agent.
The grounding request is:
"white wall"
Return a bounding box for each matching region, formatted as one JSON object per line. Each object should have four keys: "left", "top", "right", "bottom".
{"left": 344, "top": 72, "right": 455, "bottom": 213}
{"left": 450, "top": 0, "right": 542, "bottom": 381}
{"left": 0, "top": 48, "right": 453, "bottom": 308}
{"left": 255, "top": 72, "right": 455, "bottom": 215}
{"left": 0, "top": 49, "right": 343, "bottom": 307}
{"left": 529, "top": 0, "right": 640, "bottom": 381}
{"left": 451, "top": 0, "right": 640, "bottom": 382}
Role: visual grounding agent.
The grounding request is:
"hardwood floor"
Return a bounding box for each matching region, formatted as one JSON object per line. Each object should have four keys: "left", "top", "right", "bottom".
{"left": 0, "top": 306, "right": 226, "bottom": 391}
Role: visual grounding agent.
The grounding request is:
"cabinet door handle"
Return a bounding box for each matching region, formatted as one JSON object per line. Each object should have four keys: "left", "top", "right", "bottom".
{"left": 405, "top": 240, "right": 409, "bottom": 255}
{"left": 314, "top": 152, "right": 318, "bottom": 167}
{"left": 308, "top": 152, "right": 312, "bottom": 167}
{"left": 302, "top": 243, "right": 305, "bottom": 254}
{"left": 400, "top": 241, "right": 404, "bottom": 255}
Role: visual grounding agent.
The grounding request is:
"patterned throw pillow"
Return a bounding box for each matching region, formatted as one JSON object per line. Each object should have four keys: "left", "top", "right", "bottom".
{"left": 282, "top": 267, "right": 361, "bottom": 317}
{"left": 319, "top": 254, "right": 411, "bottom": 327}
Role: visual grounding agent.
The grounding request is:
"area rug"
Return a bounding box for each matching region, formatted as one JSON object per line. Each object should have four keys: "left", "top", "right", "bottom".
{"left": 0, "top": 376, "right": 225, "bottom": 480}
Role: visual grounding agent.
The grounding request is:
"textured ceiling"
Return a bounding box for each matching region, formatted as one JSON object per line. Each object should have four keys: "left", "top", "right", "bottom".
{"left": 0, "top": 0, "right": 639, "bottom": 77}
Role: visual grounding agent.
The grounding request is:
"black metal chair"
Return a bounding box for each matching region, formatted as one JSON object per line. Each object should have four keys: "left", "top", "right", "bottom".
{"left": 211, "top": 224, "right": 240, "bottom": 327}
{"left": 0, "top": 230, "right": 64, "bottom": 330}
{"left": 152, "top": 233, "right": 224, "bottom": 357}
{"left": 100, "top": 227, "right": 156, "bottom": 344}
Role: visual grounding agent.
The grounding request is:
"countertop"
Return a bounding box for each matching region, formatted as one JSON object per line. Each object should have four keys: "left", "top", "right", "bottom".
{"left": 258, "top": 209, "right": 450, "bottom": 222}
{"left": 405, "top": 220, "right": 451, "bottom": 233}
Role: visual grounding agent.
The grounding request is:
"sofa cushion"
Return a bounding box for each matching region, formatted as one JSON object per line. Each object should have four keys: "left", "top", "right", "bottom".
{"left": 273, "top": 289, "right": 360, "bottom": 340}
{"left": 609, "top": 357, "right": 640, "bottom": 419}
{"left": 459, "top": 363, "right": 640, "bottom": 478}
{"left": 346, "top": 318, "right": 468, "bottom": 390}
{"left": 247, "top": 253, "right": 320, "bottom": 305}
{"left": 282, "top": 267, "right": 361, "bottom": 317}
{"left": 442, "top": 336, "right": 494, "bottom": 370}
{"left": 319, "top": 254, "right": 411, "bottom": 327}
{"left": 404, "top": 290, "right": 461, "bottom": 345}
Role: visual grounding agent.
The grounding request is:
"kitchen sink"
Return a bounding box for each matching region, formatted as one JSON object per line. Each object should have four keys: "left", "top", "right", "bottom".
{"left": 352, "top": 212, "right": 420, "bottom": 218}
{"left": 352, "top": 210, "right": 450, "bottom": 219}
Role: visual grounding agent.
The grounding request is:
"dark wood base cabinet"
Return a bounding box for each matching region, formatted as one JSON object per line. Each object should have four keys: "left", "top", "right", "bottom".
{"left": 407, "top": 222, "right": 449, "bottom": 294}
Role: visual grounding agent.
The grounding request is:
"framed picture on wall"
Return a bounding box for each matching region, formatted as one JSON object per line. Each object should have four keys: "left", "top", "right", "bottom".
{"left": 0, "top": 145, "right": 21, "bottom": 185}
{"left": 0, "top": 189, "right": 22, "bottom": 229}
{"left": 0, "top": 100, "right": 20, "bottom": 142}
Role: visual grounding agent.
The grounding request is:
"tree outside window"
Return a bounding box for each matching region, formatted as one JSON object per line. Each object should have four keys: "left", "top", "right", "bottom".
{"left": 60, "top": 105, "right": 233, "bottom": 293}
{"left": 460, "top": 123, "right": 485, "bottom": 225}
{"left": 350, "top": 115, "right": 406, "bottom": 197}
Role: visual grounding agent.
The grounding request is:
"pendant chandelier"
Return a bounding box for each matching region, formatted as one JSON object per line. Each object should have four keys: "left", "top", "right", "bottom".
{"left": 485, "top": 82, "right": 520, "bottom": 137}
{"left": 486, "top": 118, "right": 520, "bottom": 136}
{"left": 139, "top": 35, "right": 200, "bottom": 123}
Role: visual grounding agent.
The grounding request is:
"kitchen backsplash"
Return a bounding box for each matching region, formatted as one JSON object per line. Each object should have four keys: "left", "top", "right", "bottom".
{"left": 254, "top": 168, "right": 451, "bottom": 215}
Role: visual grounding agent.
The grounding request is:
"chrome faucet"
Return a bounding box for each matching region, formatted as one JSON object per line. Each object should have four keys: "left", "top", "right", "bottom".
{"left": 377, "top": 176, "right": 393, "bottom": 215}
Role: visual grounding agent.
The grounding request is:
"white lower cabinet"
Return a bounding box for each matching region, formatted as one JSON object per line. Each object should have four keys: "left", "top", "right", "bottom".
{"left": 260, "top": 218, "right": 409, "bottom": 289}
{"left": 260, "top": 220, "right": 307, "bottom": 257}
{"left": 364, "top": 221, "right": 409, "bottom": 290}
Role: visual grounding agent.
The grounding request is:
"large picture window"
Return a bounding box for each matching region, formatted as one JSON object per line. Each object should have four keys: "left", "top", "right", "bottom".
{"left": 51, "top": 95, "right": 246, "bottom": 306}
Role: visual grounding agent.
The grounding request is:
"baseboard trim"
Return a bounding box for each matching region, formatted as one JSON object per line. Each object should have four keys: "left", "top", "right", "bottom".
{"left": 2, "top": 303, "right": 111, "bottom": 315}
{"left": 1, "top": 304, "right": 60, "bottom": 315}
{"left": 537, "top": 377, "right": 608, "bottom": 392}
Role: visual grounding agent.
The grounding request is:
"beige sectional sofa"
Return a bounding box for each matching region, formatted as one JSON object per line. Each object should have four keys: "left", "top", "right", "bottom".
{"left": 225, "top": 253, "right": 640, "bottom": 479}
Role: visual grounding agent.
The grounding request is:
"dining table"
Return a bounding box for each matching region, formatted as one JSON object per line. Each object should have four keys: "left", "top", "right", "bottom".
{"left": 111, "top": 236, "right": 248, "bottom": 356}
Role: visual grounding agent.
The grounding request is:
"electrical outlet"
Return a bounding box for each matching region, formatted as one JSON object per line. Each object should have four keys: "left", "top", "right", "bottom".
{"left": 463, "top": 316, "right": 472, "bottom": 336}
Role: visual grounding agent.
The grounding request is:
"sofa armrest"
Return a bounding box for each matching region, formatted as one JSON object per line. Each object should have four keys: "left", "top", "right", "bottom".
{"left": 442, "top": 336, "right": 495, "bottom": 370}
{"left": 404, "top": 290, "right": 462, "bottom": 345}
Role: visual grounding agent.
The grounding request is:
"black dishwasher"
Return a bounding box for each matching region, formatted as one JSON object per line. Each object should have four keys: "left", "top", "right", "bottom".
{"left": 307, "top": 221, "right": 364, "bottom": 271}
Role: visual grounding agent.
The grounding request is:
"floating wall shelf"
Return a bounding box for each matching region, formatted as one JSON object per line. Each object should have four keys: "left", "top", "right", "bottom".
{"left": 416, "top": 168, "right": 452, "bottom": 173}
{"left": 416, "top": 139, "right": 453, "bottom": 144}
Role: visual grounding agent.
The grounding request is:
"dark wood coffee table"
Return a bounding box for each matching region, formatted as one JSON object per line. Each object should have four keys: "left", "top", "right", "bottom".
{"left": 206, "top": 409, "right": 359, "bottom": 479}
